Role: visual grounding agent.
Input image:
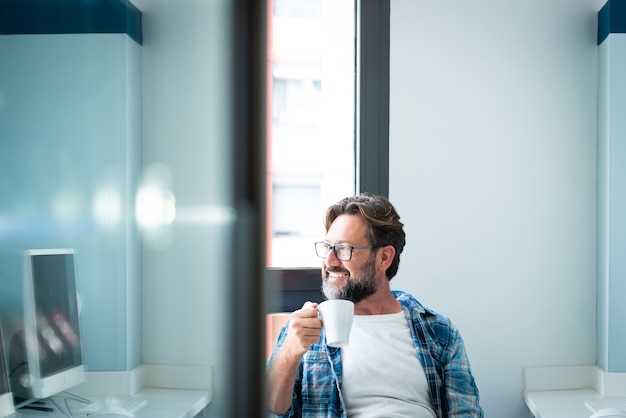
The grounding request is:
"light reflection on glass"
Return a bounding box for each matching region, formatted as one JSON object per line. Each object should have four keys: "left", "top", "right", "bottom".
{"left": 36, "top": 312, "right": 64, "bottom": 358}
{"left": 51, "top": 310, "right": 80, "bottom": 349}
{"left": 176, "top": 206, "right": 236, "bottom": 225}
{"left": 136, "top": 163, "right": 176, "bottom": 228}
{"left": 136, "top": 186, "right": 176, "bottom": 228}
{"left": 93, "top": 186, "right": 122, "bottom": 227}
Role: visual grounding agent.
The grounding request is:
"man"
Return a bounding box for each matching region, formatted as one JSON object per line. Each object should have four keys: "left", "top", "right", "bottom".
{"left": 267, "top": 193, "right": 483, "bottom": 417}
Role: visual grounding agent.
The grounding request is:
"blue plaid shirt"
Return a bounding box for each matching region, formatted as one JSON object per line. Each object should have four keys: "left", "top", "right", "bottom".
{"left": 267, "top": 290, "right": 484, "bottom": 418}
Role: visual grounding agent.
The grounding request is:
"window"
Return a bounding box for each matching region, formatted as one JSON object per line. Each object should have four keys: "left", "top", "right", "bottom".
{"left": 267, "top": 0, "right": 357, "bottom": 267}
{"left": 272, "top": 77, "right": 322, "bottom": 127}
{"left": 266, "top": 0, "right": 389, "bottom": 268}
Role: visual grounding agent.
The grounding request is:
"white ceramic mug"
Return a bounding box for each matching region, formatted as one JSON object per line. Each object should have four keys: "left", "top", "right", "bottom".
{"left": 317, "top": 300, "right": 354, "bottom": 348}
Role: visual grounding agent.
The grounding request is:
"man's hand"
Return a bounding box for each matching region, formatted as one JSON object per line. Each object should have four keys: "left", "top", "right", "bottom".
{"left": 283, "top": 301, "right": 323, "bottom": 357}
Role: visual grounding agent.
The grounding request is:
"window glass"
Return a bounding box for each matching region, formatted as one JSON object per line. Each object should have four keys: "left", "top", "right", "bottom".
{"left": 268, "top": 0, "right": 355, "bottom": 267}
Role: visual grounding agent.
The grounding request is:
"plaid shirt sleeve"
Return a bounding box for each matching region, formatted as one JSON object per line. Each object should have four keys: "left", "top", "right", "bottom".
{"left": 267, "top": 324, "right": 346, "bottom": 418}
{"left": 442, "top": 328, "right": 484, "bottom": 417}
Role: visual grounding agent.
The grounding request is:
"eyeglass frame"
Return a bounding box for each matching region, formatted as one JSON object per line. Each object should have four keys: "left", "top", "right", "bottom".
{"left": 314, "top": 241, "right": 379, "bottom": 261}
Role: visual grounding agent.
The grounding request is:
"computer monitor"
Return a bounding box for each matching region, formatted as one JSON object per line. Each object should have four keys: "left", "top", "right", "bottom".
{"left": 18, "top": 249, "right": 85, "bottom": 402}
{"left": 0, "top": 325, "right": 15, "bottom": 418}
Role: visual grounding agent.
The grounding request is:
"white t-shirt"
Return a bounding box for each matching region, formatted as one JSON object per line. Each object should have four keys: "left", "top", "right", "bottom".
{"left": 341, "top": 311, "right": 436, "bottom": 418}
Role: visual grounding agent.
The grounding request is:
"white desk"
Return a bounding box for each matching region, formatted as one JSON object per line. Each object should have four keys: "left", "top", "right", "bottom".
{"left": 524, "top": 389, "right": 600, "bottom": 418}
{"left": 13, "top": 388, "right": 212, "bottom": 418}
{"left": 521, "top": 365, "right": 626, "bottom": 418}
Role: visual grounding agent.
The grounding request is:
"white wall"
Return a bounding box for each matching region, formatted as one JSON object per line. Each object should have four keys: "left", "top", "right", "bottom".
{"left": 390, "top": 0, "right": 602, "bottom": 416}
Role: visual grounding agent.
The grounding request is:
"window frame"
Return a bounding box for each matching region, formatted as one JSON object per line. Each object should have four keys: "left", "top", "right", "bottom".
{"left": 356, "top": 0, "right": 390, "bottom": 197}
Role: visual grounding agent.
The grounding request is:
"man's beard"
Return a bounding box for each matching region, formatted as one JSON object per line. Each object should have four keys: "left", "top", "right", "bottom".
{"left": 321, "top": 253, "right": 377, "bottom": 304}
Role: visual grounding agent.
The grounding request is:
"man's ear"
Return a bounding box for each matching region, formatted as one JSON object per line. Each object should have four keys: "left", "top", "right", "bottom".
{"left": 378, "top": 245, "right": 396, "bottom": 271}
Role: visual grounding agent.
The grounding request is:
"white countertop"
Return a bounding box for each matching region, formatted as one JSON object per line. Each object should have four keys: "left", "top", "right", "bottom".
{"left": 523, "top": 365, "right": 626, "bottom": 418}
{"left": 12, "top": 365, "right": 214, "bottom": 418}
{"left": 14, "top": 387, "right": 212, "bottom": 418}
{"left": 524, "top": 389, "right": 599, "bottom": 418}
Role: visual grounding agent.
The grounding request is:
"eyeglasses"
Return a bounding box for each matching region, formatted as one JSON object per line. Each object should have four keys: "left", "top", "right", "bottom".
{"left": 314, "top": 241, "right": 377, "bottom": 261}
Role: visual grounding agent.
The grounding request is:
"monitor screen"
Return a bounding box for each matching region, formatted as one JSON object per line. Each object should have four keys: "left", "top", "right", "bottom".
{"left": 0, "top": 325, "right": 15, "bottom": 418}
{"left": 21, "top": 249, "right": 84, "bottom": 400}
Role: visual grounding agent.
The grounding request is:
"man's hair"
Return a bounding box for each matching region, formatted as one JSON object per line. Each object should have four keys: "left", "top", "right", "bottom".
{"left": 323, "top": 193, "right": 406, "bottom": 280}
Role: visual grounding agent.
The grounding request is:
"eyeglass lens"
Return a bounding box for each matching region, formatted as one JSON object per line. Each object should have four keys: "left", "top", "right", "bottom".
{"left": 315, "top": 243, "right": 351, "bottom": 260}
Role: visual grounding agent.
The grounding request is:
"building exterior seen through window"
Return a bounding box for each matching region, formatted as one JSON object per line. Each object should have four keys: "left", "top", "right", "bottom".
{"left": 267, "top": 0, "right": 355, "bottom": 267}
